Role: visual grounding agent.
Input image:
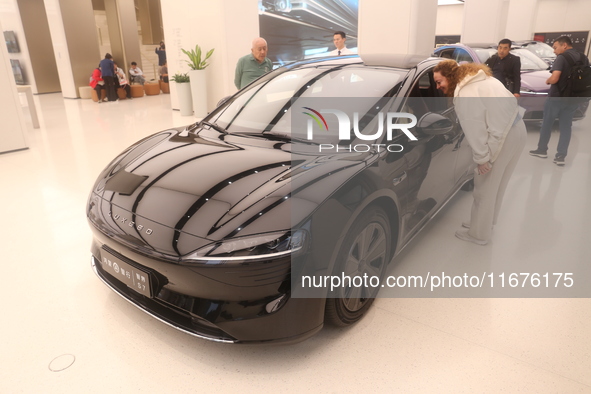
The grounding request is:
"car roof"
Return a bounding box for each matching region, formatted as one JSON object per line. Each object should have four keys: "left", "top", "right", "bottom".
{"left": 513, "top": 40, "right": 545, "bottom": 46}
{"left": 287, "top": 54, "right": 438, "bottom": 72}
{"left": 460, "top": 43, "right": 497, "bottom": 49}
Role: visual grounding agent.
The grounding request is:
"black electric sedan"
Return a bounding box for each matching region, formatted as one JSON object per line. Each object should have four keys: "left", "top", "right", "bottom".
{"left": 87, "top": 55, "right": 475, "bottom": 344}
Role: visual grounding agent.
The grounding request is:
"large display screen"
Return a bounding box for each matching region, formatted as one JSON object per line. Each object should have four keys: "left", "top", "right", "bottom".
{"left": 259, "top": 0, "right": 358, "bottom": 66}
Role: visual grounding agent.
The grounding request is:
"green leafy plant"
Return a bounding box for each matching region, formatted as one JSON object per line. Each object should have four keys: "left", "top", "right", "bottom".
{"left": 181, "top": 45, "right": 215, "bottom": 70}
{"left": 170, "top": 73, "right": 190, "bottom": 83}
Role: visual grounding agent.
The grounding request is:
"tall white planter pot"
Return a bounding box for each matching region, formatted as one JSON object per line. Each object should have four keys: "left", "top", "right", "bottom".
{"left": 188, "top": 69, "right": 208, "bottom": 118}
{"left": 176, "top": 82, "right": 193, "bottom": 116}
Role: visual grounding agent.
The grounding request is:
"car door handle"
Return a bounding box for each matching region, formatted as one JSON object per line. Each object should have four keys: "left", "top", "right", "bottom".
{"left": 393, "top": 172, "right": 407, "bottom": 186}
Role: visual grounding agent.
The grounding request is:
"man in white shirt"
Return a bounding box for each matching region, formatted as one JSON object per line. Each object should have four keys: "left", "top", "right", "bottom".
{"left": 113, "top": 62, "right": 132, "bottom": 99}
{"left": 129, "top": 62, "right": 146, "bottom": 85}
{"left": 329, "top": 31, "right": 354, "bottom": 56}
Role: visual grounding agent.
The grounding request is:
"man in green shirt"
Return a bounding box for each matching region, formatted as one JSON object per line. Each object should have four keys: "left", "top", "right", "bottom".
{"left": 234, "top": 37, "right": 273, "bottom": 89}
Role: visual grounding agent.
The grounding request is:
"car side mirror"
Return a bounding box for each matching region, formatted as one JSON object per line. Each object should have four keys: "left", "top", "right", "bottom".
{"left": 417, "top": 113, "right": 454, "bottom": 135}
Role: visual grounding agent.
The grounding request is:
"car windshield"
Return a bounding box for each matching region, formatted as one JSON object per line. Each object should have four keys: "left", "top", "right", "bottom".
{"left": 473, "top": 48, "right": 497, "bottom": 63}
{"left": 207, "top": 64, "right": 406, "bottom": 137}
{"left": 511, "top": 48, "right": 549, "bottom": 71}
{"left": 525, "top": 42, "right": 556, "bottom": 59}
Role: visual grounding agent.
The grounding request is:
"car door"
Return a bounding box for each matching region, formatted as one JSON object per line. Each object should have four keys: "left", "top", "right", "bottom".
{"left": 397, "top": 66, "right": 464, "bottom": 233}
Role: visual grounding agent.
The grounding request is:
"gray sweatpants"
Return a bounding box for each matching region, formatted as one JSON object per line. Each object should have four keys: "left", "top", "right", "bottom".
{"left": 468, "top": 119, "right": 527, "bottom": 241}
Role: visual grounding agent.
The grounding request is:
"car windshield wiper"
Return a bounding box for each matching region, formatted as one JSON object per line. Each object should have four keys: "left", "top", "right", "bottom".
{"left": 262, "top": 132, "right": 321, "bottom": 144}
{"left": 199, "top": 120, "right": 228, "bottom": 134}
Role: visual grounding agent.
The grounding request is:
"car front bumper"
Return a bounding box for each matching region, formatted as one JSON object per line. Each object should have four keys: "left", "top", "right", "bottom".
{"left": 89, "top": 234, "right": 325, "bottom": 344}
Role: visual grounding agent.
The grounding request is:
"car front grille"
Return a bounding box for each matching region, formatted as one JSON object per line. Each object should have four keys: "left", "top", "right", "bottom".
{"left": 92, "top": 255, "right": 237, "bottom": 343}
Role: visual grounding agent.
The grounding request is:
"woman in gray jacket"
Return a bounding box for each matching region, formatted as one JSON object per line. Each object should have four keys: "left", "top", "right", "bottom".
{"left": 433, "top": 60, "right": 526, "bottom": 245}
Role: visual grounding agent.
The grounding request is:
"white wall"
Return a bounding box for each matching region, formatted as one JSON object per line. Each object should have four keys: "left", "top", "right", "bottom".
{"left": 461, "top": 0, "right": 507, "bottom": 44}
{"left": 505, "top": 0, "right": 538, "bottom": 41}
{"left": 436, "top": 0, "right": 591, "bottom": 50}
{"left": 535, "top": 0, "right": 591, "bottom": 53}
{"left": 161, "top": 0, "right": 259, "bottom": 111}
{"left": 359, "top": 0, "right": 438, "bottom": 61}
{"left": 535, "top": 0, "right": 591, "bottom": 32}
{"left": 0, "top": 0, "right": 38, "bottom": 92}
{"left": 0, "top": 19, "right": 28, "bottom": 153}
{"left": 435, "top": 4, "right": 463, "bottom": 36}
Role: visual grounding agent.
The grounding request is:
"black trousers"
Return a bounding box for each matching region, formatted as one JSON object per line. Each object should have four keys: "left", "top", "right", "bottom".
{"left": 120, "top": 84, "right": 131, "bottom": 98}
{"left": 103, "top": 76, "right": 117, "bottom": 101}
{"left": 93, "top": 84, "right": 105, "bottom": 100}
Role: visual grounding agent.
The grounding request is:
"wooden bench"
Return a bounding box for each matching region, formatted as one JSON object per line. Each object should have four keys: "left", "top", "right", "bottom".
{"left": 79, "top": 86, "right": 93, "bottom": 99}
{"left": 144, "top": 82, "right": 160, "bottom": 96}
{"left": 91, "top": 89, "right": 107, "bottom": 102}
{"left": 160, "top": 81, "right": 170, "bottom": 94}
{"left": 130, "top": 85, "right": 144, "bottom": 98}
{"left": 117, "top": 88, "right": 128, "bottom": 100}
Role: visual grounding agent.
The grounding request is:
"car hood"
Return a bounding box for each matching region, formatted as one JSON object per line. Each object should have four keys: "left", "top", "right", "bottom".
{"left": 521, "top": 70, "right": 551, "bottom": 92}
{"left": 87, "top": 127, "right": 368, "bottom": 257}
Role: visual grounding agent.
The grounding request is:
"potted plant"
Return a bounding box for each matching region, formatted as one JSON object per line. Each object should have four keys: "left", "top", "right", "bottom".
{"left": 181, "top": 45, "right": 214, "bottom": 118}
{"left": 170, "top": 73, "right": 192, "bottom": 116}
{"left": 181, "top": 45, "right": 215, "bottom": 70}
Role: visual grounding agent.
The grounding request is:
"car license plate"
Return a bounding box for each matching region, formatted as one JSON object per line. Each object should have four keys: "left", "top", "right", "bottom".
{"left": 100, "top": 249, "right": 152, "bottom": 298}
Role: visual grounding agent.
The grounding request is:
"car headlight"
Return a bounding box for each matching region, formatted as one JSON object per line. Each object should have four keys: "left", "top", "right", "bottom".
{"left": 182, "top": 230, "right": 308, "bottom": 262}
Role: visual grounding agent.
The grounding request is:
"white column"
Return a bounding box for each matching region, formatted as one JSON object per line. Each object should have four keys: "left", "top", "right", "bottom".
{"left": 0, "top": 19, "right": 28, "bottom": 154}
{"left": 505, "top": 0, "right": 539, "bottom": 41}
{"left": 161, "top": 0, "right": 259, "bottom": 111}
{"left": 461, "top": 0, "right": 508, "bottom": 44}
{"left": 358, "top": 0, "right": 438, "bottom": 65}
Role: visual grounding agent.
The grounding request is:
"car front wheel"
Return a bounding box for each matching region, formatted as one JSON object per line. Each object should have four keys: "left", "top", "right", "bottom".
{"left": 325, "top": 206, "right": 391, "bottom": 327}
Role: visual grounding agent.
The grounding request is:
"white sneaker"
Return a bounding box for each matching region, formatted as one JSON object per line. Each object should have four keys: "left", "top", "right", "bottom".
{"left": 461, "top": 222, "right": 493, "bottom": 230}
{"left": 455, "top": 229, "right": 488, "bottom": 245}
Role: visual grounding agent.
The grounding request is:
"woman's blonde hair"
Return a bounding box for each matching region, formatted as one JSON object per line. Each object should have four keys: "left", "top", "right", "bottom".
{"left": 433, "top": 60, "right": 492, "bottom": 96}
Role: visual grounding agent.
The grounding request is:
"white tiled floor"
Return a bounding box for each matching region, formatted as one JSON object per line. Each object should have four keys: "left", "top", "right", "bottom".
{"left": 1, "top": 93, "right": 590, "bottom": 393}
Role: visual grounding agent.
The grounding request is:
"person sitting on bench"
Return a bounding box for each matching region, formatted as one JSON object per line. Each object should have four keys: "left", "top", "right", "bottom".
{"left": 160, "top": 61, "right": 168, "bottom": 83}
{"left": 129, "top": 61, "right": 146, "bottom": 85}
{"left": 89, "top": 65, "right": 106, "bottom": 103}
{"left": 114, "top": 62, "right": 132, "bottom": 99}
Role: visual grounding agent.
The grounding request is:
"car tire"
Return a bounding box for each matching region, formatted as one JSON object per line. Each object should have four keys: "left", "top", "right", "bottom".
{"left": 325, "top": 206, "right": 391, "bottom": 327}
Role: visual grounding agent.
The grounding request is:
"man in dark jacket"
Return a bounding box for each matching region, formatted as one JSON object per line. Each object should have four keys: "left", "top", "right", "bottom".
{"left": 99, "top": 53, "right": 117, "bottom": 102}
{"left": 529, "top": 36, "right": 590, "bottom": 166}
{"left": 485, "top": 38, "right": 521, "bottom": 97}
